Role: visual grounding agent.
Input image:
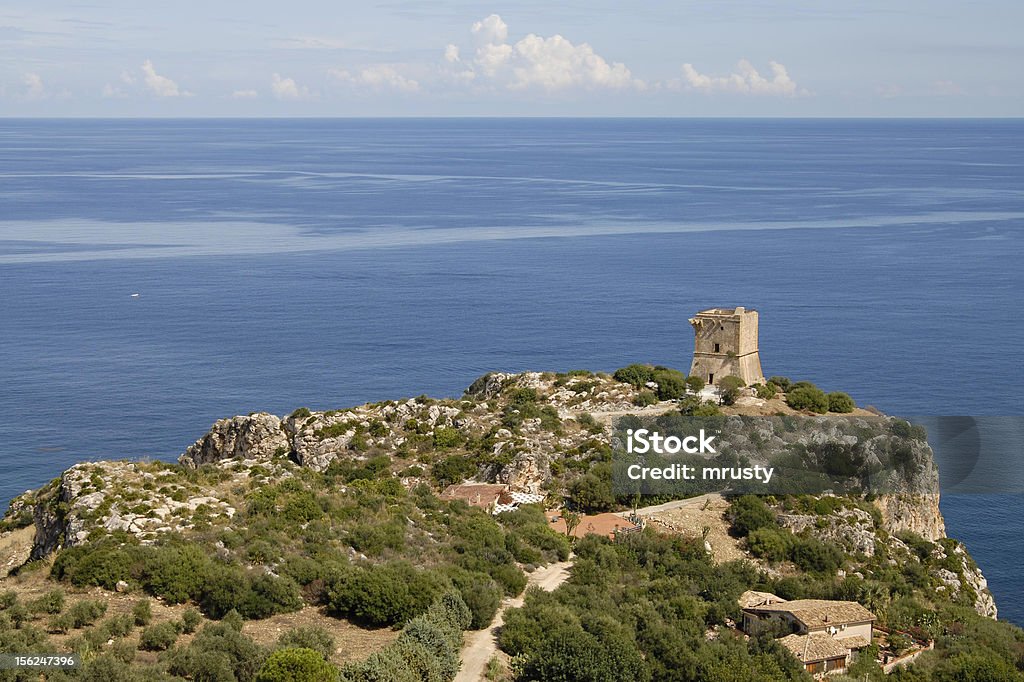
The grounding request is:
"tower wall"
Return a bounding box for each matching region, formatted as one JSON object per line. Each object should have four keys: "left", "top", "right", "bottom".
{"left": 688, "top": 306, "right": 765, "bottom": 386}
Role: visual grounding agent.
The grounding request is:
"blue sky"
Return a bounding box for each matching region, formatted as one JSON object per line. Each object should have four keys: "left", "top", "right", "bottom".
{"left": 2, "top": 0, "right": 1022, "bottom": 116}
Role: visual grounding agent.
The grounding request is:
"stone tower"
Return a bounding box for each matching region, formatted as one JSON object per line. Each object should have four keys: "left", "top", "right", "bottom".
{"left": 689, "top": 306, "right": 765, "bottom": 386}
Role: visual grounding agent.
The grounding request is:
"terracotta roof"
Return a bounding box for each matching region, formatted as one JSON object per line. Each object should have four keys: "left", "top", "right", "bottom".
{"left": 738, "top": 590, "right": 788, "bottom": 609}
{"left": 549, "top": 512, "right": 640, "bottom": 539}
{"left": 836, "top": 634, "right": 871, "bottom": 650}
{"left": 745, "top": 599, "right": 875, "bottom": 629}
{"left": 779, "top": 634, "right": 850, "bottom": 663}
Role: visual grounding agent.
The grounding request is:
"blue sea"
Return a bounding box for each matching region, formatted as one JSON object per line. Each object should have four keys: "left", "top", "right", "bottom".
{"left": 1, "top": 119, "right": 1022, "bottom": 622}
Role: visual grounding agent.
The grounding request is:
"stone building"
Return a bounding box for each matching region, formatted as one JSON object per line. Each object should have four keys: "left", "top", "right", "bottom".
{"left": 688, "top": 306, "right": 765, "bottom": 386}
{"left": 739, "top": 591, "right": 876, "bottom": 678}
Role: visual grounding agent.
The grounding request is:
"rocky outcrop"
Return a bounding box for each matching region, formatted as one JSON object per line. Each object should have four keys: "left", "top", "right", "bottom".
{"left": 779, "top": 507, "right": 878, "bottom": 556}
{"left": 874, "top": 494, "right": 946, "bottom": 542}
{"left": 180, "top": 412, "right": 288, "bottom": 468}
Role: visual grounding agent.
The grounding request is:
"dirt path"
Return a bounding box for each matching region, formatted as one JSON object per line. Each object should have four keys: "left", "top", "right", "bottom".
{"left": 621, "top": 493, "right": 746, "bottom": 564}
{"left": 455, "top": 560, "right": 572, "bottom": 682}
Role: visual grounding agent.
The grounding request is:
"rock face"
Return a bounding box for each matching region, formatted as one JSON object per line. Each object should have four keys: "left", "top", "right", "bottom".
{"left": 874, "top": 493, "right": 946, "bottom": 542}
{"left": 779, "top": 507, "right": 879, "bottom": 557}
{"left": 180, "top": 412, "right": 288, "bottom": 468}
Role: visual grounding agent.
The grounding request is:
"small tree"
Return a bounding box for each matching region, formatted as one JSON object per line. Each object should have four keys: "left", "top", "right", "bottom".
{"left": 717, "top": 376, "right": 746, "bottom": 406}
{"left": 562, "top": 511, "right": 581, "bottom": 539}
{"left": 786, "top": 385, "right": 829, "bottom": 414}
{"left": 257, "top": 648, "right": 339, "bottom": 682}
{"left": 827, "top": 391, "right": 856, "bottom": 413}
{"left": 685, "top": 375, "right": 706, "bottom": 393}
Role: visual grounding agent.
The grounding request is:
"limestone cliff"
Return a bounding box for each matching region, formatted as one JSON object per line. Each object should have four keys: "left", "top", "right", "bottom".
{"left": 1, "top": 369, "right": 997, "bottom": 619}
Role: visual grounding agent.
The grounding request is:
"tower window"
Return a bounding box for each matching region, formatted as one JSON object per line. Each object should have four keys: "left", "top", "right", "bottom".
{"left": 714, "top": 343, "right": 720, "bottom": 353}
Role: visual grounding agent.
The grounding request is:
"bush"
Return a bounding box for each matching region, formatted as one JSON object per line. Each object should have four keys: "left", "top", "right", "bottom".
{"left": 68, "top": 599, "right": 107, "bottom": 628}
{"left": 432, "top": 427, "right": 462, "bottom": 449}
{"left": 139, "top": 621, "right": 179, "bottom": 651}
{"left": 257, "top": 648, "right": 339, "bottom": 682}
{"left": 327, "top": 562, "right": 444, "bottom": 627}
{"left": 181, "top": 607, "right": 202, "bottom": 634}
{"left": 132, "top": 599, "right": 152, "bottom": 626}
{"left": 342, "top": 591, "right": 469, "bottom": 682}
{"left": 652, "top": 368, "right": 688, "bottom": 400}
{"left": 746, "top": 527, "right": 793, "bottom": 563}
{"left": 827, "top": 391, "right": 856, "bottom": 413}
{"left": 28, "top": 589, "right": 65, "bottom": 615}
{"left": 790, "top": 537, "right": 843, "bottom": 574}
{"left": 786, "top": 385, "right": 829, "bottom": 413}
{"left": 451, "top": 573, "right": 502, "bottom": 629}
{"left": 728, "top": 495, "right": 776, "bottom": 537}
{"left": 278, "top": 626, "right": 336, "bottom": 661}
{"left": 140, "top": 543, "right": 212, "bottom": 603}
{"left": 685, "top": 375, "right": 706, "bottom": 392}
{"left": 768, "top": 376, "right": 792, "bottom": 391}
{"left": 633, "top": 390, "right": 657, "bottom": 407}
{"left": 200, "top": 566, "right": 252, "bottom": 619}
{"left": 432, "top": 455, "right": 477, "bottom": 487}
{"left": 613, "top": 364, "right": 655, "bottom": 388}
{"left": 166, "top": 620, "right": 265, "bottom": 682}
{"left": 240, "top": 574, "right": 304, "bottom": 620}
{"left": 568, "top": 470, "right": 615, "bottom": 514}
{"left": 754, "top": 383, "right": 777, "bottom": 400}
{"left": 717, "top": 375, "right": 746, "bottom": 406}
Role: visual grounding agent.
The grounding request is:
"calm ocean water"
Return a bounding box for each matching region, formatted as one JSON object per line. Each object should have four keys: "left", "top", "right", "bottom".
{"left": 1, "top": 119, "right": 1021, "bottom": 622}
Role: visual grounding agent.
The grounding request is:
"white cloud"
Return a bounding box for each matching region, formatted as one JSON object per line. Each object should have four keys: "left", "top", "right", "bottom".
{"left": 471, "top": 14, "right": 508, "bottom": 45}
{"left": 141, "top": 60, "right": 188, "bottom": 97}
{"left": 678, "top": 59, "right": 802, "bottom": 96}
{"left": 453, "top": 14, "right": 642, "bottom": 92}
{"left": 271, "top": 73, "right": 311, "bottom": 100}
{"left": 23, "top": 73, "right": 44, "bottom": 99}
{"left": 444, "top": 44, "right": 460, "bottom": 63}
{"left": 331, "top": 65, "right": 420, "bottom": 93}
{"left": 231, "top": 89, "right": 259, "bottom": 99}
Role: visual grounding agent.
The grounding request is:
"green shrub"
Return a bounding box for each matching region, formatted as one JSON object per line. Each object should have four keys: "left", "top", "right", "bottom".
{"left": 181, "top": 607, "right": 202, "bottom": 634}
{"left": 568, "top": 469, "right": 615, "bottom": 514}
{"left": 717, "top": 375, "right": 746, "bottom": 406}
{"left": 102, "top": 614, "right": 135, "bottom": 638}
{"left": 786, "top": 385, "right": 829, "bottom": 413}
{"left": 289, "top": 407, "right": 312, "bottom": 420}
{"left": 139, "top": 621, "right": 179, "bottom": 651}
{"left": 433, "top": 427, "right": 462, "bottom": 449}
{"left": 278, "top": 626, "right": 336, "bottom": 661}
{"left": 257, "top": 648, "right": 339, "bottom": 682}
{"left": 790, "top": 537, "right": 843, "bottom": 574}
{"left": 633, "top": 390, "right": 658, "bottom": 407}
{"left": 28, "top": 589, "right": 65, "bottom": 615}
{"left": 728, "top": 495, "right": 776, "bottom": 537}
{"left": 432, "top": 455, "right": 477, "bottom": 487}
{"left": 746, "top": 527, "right": 793, "bottom": 563}
{"left": 506, "top": 387, "right": 539, "bottom": 405}
{"left": 827, "top": 391, "right": 856, "bottom": 413}
{"left": 132, "top": 599, "right": 152, "bottom": 626}
{"left": 241, "top": 574, "right": 304, "bottom": 620}
{"left": 613, "top": 364, "right": 655, "bottom": 388}
{"left": 200, "top": 566, "right": 252, "bottom": 619}
{"left": 754, "top": 383, "right": 778, "bottom": 400}
{"left": 450, "top": 573, "right": 502, "bottom": 629}
{"left": 768, "top": 376, "right": 792, "bottom": 391}
{"left": 327, "top": 562, "right": 444, "bottom": 627}
{"left": 68, "top": 599, "right": 107, "bottom": 628}
{"left": 685, "top": 375, "right": 706, "bottom": 392}
{"left": 652, "top": 368, "right": 688, "bottom": 400}
{"left": 166, "top": 620, "right": 265, "bottom": 682}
